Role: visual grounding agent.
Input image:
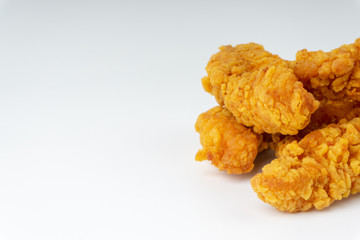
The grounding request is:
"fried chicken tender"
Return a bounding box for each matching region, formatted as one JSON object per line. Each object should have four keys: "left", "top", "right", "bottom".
{"left": 195, "top": 106, "right": 267, "bottom": 174}
{"left": 251, "top": 118, "right": 360, "bottom": 212}
{"left": 294, "top": 38, "right": 360, "bottom": 101}
{"left": 202, "top": 43, "right": 319, "bottom": 135}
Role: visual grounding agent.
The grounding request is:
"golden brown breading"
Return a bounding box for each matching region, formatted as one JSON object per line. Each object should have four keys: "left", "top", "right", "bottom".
{"left": 195, "top": 106, "right": 267, "bottom": 174}
{"left": 269, "top": 134, "right": 298, "bottom": 157}
{"left": 294, "top": 38, "right": 360, "bottom": 101}
{"left": 202, "top": 43, "right": 319, "bottom": 135}
{"left": 301, "top": 99, "right": 360, "bottom": 134}
{"left": 270, "top": 99, "right": 360, "bottom": 154}
{"left": 251, "top": 118, "right": 360, "bottom": 212}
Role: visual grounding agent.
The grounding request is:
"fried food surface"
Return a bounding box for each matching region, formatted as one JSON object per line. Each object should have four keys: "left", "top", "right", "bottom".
{"left": 251, "top": 118, "right": 360, "bottom": 212}
{"left": 270, "top": 97, "right": 360, "bottom": 153}
{"left": 301, "top": 99, "right": 360, "bottom": 134}
{"left": 196, "top": 39, "right": 360, "bottom": 212}
{"left": 202, "top": 43, "right": 319, "bottom": 135}
{"left": 294, "top": 38, "right": 360, "bottom": 101}
{"left": 195, "top": 106, "right": 266, "bottom": 174}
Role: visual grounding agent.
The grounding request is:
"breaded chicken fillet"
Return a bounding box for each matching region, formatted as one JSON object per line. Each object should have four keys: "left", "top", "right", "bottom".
{"left": 294, "top": 38, "right": 360, "bottom": 101}
{"left": 251, "top": 118, "right": 360, "bottom": 212}
{"left": 195, "top": 106, "right": 267, "bottom": 174}
{"left": 202, "top": 43, "right": 319, "bottom": 135}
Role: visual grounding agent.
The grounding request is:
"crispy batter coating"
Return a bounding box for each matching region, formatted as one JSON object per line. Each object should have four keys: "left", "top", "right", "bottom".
{"left": 195, "top": 106, "right": 267, "bottom": 174}
{"left": 271, "top": 99, "right": 360, "bottom": 153}
{"left": 251, "top": 118, "right": 360, "bottom": 212}
{"left": 302, "top": 99, "right": 360, "bottom": 134}
{"left": 202, "top": 43, "right": 319, "bottom": 135}
{"left": 269, "top": 134, "right": 298, "bottom": 157}
{"left": 294, "top": 38, "right": 360, "bottom": 101}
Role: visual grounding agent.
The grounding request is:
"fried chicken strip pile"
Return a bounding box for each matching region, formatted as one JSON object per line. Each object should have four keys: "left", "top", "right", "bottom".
{"left": 251, "top": 118, "right": 360, "bottom": 212}
{"left": 195, "top": 106, "right": 268, "bottom": 174}
{"left": 196, "top": 38, "right": 360, "bottom": 212}
{"left": 202, "top": 43, "right": 319, "bottom": 135}
{"left": 294, "top": 39, "right": 360, "bottom": 101}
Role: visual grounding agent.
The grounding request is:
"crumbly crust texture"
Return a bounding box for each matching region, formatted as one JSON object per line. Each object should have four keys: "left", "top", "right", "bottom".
{"left": 251, "top": 118, "right": 360, "bottom": 212}
{"left": 195, "top": 106, "right": 266, "bottom": 174}
{"left": 196, "top": 39, "right": 360, "bottom": 212}
{"left": 294, "top": 39, "right": 360, "bottom": 101}
{"left": 202, "top": 43, "right": 319, "bottom": 135}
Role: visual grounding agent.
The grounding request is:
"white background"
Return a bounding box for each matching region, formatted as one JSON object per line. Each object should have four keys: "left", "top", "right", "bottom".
{"left": 0, "top": 0, "right": 360, "bottom": 239}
